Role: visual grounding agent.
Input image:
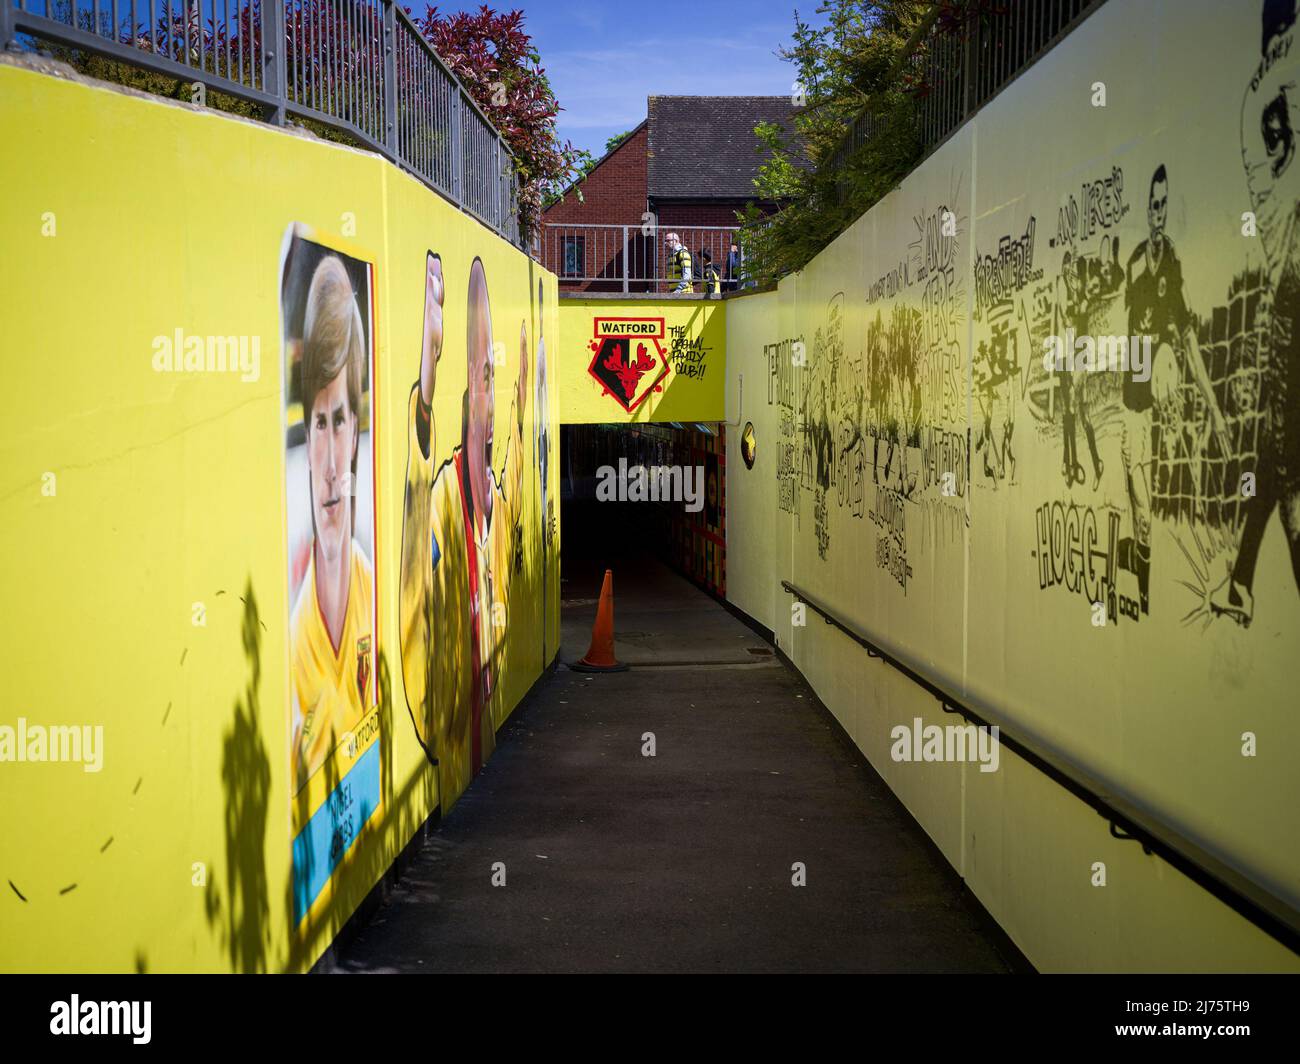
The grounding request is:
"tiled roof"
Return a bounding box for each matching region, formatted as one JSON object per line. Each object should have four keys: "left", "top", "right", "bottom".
{"left": 647, "top": 95, "right": 796, "bottom": 200}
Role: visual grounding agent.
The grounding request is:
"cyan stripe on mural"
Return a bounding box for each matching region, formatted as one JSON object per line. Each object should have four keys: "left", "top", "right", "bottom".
{"left": 292, "top": 741, "right": 382, "bottom": 923}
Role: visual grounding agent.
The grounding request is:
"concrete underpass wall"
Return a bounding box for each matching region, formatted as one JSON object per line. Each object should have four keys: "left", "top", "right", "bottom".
{"left": 0, "top": 60, "right": 559, "bottom": 972}
{"left": 724, "top": 0, "right": 1300, "bottom": 971}
{"left": 724, "top": 288, "right": 778, "bottom": 632}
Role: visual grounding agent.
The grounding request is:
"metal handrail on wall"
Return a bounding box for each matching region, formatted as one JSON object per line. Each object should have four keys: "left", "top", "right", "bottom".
{"left": 779, "top": 580, "right": 1300, "bottom": 957}
{"left": 1, "top": 0, "right": 523, "bottom": 247}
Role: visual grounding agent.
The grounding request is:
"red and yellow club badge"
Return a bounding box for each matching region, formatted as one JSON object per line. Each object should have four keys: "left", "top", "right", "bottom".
{"left": 355, "top": 635, "right": 372, "bottom": 703}
{"left": 587, "top": 317, "right": 670, "bottom": 412}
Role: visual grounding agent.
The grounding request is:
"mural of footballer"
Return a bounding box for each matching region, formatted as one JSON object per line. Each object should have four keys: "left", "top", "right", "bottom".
{"left": 535, "top": 278, "right": 552, "bottom": 666}
{"left": 1212, "top": 0, "right": 1300, "bottom": 625}
{"left": 288, "top": 254, "right": 376, "bottom": 792}
{"left": 399, "top": 253, "right": 529, "bottom": 803}
{"left": 1120, "top": 164, "right": 1229, "bottom": 615}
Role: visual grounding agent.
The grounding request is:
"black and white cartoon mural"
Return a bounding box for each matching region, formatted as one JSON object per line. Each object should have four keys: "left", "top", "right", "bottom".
{"left": 1211, "top": 0, "right": 1300, "bottom": 625}
{"left": 764, "top": 181, "right": 968, "bottom": 595}
{"left": 740, "top": 0, "right": 1300, "bottom": 954}
{"left": 964, "top": 141, "right": 1290, "bottom": 630}
{"left": 759, "top": 1, "right": 1300, "bottom": 639}
{"left": 766, "top": 334, "right": 804, "bottom": 520}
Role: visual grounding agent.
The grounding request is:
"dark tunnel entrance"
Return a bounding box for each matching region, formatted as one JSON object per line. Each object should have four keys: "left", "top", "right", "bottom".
{"left": 559, "top": 422, "right": 728, "bottom": 658}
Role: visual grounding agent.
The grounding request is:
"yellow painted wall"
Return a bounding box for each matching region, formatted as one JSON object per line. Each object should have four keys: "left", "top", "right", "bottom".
{"left": 0, "top": 60, "right": 559, "bottom": 972}
{"left": 725, "top": 0, "right": 1300, "bottom": 971}
{"left": 5, "top": 0, "right": 1295, "bottom": 978}
{"left": 558, "top": 298, "right": 725, "bottom": 423}
{"left": 722, "top": 288, "right": 779, "bottom": 632}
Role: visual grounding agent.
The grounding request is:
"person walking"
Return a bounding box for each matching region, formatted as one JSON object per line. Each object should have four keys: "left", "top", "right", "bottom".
{"left": 700, "top": 250, "right": 722, "bottom": 297}
{"left": 725, "top": 240, "right": 742, "bottom": 291}
{"left": 665, "top": 232, "right": 694, "bottom": 293}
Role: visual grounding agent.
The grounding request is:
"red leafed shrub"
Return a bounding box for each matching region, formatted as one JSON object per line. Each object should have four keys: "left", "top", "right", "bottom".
{"left": 410, "top": 4, "right": 588, "bottom": 239}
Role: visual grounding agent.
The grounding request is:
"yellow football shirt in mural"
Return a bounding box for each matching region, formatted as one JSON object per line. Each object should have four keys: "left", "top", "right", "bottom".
{"left": 289, "top": 544, "right": 375, "bottom": 792}
{"left": 399, "top": 385, "right": 523, "bottom": 805}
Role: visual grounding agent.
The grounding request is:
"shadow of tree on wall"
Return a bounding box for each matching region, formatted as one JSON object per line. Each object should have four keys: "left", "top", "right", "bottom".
{"left": 203, "top": 580, "right": 272, "bottom": 973}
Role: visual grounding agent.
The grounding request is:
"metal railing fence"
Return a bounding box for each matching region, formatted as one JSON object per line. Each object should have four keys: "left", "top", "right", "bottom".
{"left": 2, "top": 0, "right": 523, "bottom": 246}
{"left": 541, "top": 223, "right": 743, "bottom": 293}
{"left": 826, "top": 0, "right": 1107, "bottom": 179}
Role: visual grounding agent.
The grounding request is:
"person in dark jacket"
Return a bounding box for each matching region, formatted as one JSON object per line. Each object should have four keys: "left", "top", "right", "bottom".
{"left": 725, "top": 241, "right": 742, "bottom": 291}
{"left": 700, "top": 251, "right": 722, "bottom": 297}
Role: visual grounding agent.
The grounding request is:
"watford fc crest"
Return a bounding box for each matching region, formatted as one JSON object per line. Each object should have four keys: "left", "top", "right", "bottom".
{"left": 587, "top": 317, "right": 671, "bottom": 413}
{"left": 356, "top": 635, "right": 372, "bottom": 704}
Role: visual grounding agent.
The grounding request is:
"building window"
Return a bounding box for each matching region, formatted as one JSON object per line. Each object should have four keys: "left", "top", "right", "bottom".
{"left": 563, "top": 236, "right": 585, "bottom": 278}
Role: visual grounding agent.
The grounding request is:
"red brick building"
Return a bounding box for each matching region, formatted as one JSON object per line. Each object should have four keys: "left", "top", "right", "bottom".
{"left": 541, "top": 96, "right": 795, "bottom": 292}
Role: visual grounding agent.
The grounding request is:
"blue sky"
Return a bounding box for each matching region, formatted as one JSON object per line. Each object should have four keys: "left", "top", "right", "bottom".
{"left": 499, "top": 0, "right": 817, "bottom": 159}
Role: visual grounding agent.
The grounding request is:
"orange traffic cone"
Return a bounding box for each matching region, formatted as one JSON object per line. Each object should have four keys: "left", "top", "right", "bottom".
{"left": 571, "top": 569, "right": 628, "bottom": 672}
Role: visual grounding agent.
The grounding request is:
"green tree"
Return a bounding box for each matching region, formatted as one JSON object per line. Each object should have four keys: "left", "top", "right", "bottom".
{"left": 602, "top": 129, "right": 634, "bottom": 153}
{"left": 414, "top": 6, "right": 590, "bottom": 239}
{"left": 739, "top": 0, "right": 967, "bottom": 285}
